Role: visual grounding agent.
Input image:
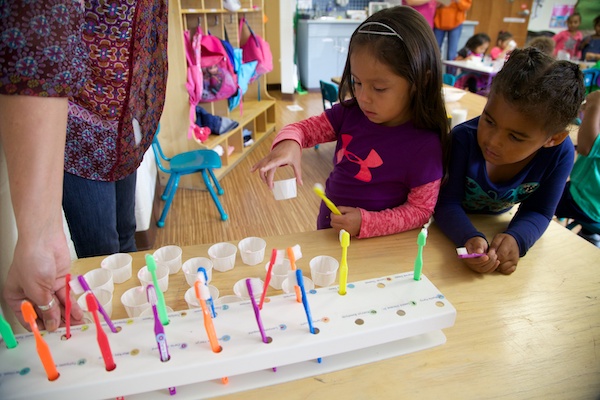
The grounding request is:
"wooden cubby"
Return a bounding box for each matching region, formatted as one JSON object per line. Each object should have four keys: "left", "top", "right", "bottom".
{"left": 159, "top": 0, "right": 276, "bottom": 188}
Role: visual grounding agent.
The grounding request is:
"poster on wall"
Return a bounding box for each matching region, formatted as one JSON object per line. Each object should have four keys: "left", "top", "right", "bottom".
{"left": 549, "top": 4, "right": 575, "bottom": 28}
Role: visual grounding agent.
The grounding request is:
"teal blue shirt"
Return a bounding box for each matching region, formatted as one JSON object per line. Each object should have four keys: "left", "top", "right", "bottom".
{"left": 570, "top": 135, "right": 600, "bottom": 221}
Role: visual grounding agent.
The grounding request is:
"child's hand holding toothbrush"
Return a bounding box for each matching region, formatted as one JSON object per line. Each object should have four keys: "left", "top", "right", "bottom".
{"left": 461, "top": 236, "right": 499, "bottom": 274}
{"left": 330, "top": 206, "right": 362, "bottom": 237}
{"left": 251, "top": 140, "right": 303, "bottom": 189}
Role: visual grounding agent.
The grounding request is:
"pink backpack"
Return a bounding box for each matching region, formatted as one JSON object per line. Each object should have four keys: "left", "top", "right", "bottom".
{"left": 239, "top": 17, "right": 273, "bottom": 82}
{"left": 200, "top": 33, "right": 238, "bottom": 102}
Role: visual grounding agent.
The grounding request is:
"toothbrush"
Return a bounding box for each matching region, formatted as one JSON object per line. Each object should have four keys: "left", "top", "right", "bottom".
{"left": 287, "top": 245, "right": 303, "bottom": 303}
{"left": 0, "top": 311, "right": 17, "bottom": 349}
{"left": 197, "top": 267, "right": 216, "bottom": 318}
{"left": 246, "top": 279, "right": 268, "bottom": 343}
{"left": 338, "top": 230, "right": 350, "bottom": 295}
{"left": 193, "top": 281, "right": 221, "bottom": 353}
{"left": 294, "top": 270, "right": 316, "bottom": 334}
{"left": 86, "top": 292, "right": 116, "bottom": 371}
{"left": 64, "top": 274, "right": 71, "bottom": 339}
{"left": 259, "top": 249, "right": 284, "bottom": 309}
{"left": 313, "top": 183, "right": 341, "bottom": 215}
{"left": 21, "top": 300, "right": 59, "bottom": 380}
{"left": 146, "top": 254, "right": 169, "bottom": 326}
{"left": 456, "top": 247, "right": 486, "bottom": 259}
{"left": 413, "top": 218, "right": 432, "bottom": 281}
{"left": 146, "top": 285, "right": 171, "bottom": 362}
{"left": 72, "top": 275, "right": 117, "bottom": 333}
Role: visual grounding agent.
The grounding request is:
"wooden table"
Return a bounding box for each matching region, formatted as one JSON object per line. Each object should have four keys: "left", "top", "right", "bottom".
{"left": 70, "top": 215, "right": 600, "bottom": 399}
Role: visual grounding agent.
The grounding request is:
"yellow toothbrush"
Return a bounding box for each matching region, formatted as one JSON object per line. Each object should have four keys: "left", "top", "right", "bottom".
{"left": 313, "top": 183, "right": 341, "bottom": 215}
{"left": 338, "top": 230, "right": 350, "bottom": 295}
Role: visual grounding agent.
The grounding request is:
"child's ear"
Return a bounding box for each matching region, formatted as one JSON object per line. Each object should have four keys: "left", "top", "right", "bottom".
{"left": 543, "top": 131, "right": 569, "bottom": 148}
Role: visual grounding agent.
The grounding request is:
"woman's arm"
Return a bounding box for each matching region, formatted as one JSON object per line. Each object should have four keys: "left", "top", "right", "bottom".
{"left": 0, "top": 95, "right": 83, "bottom": 331}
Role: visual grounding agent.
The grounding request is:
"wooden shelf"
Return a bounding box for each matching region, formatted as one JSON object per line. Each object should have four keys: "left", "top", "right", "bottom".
{"left": 159, "top": 0, "right": 274, "bottom": 189}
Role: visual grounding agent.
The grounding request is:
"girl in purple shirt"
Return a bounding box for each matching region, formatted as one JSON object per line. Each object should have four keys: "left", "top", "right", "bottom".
{"left": 252, "top": 7, "right": 450, "bottom": 239}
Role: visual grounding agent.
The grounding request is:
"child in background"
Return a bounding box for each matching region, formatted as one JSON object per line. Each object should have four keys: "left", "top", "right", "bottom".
{"left": 527, "top": 36, "right": 556, "bottom": 57}
{"left": 434, "top": 48, "right": 584, "bottom": 275}
{"left": 455, "top": 33, "right": 491, "bottom": 61}
{"left": 553, "top": 13, "right": 582, "bottom": 60}
{"left": 455, "top": 33, "right": 491, "bottom": 93}
{"left": 555, "top": 91, "right": 600, "bottom": 247}
{"left": 490, "top": 31, "right": 516, "bottom": 61}
{"left": 580, "top": 15, "right": 600, "bottom": 62}
{"left": 252, "top": 7, "right": 450, "bottom": 238}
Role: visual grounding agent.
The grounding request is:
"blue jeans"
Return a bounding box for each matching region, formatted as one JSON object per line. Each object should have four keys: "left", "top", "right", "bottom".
{"left": 434, "top": 24, "right": 463, "bottom": 61}
{"left": 63, "top": 172, "right": 137, "bottom": 258}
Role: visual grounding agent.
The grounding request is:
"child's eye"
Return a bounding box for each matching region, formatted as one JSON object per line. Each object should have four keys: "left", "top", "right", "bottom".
{"left": 374, "top": 87, "right": 387, "bottom": 92}
{"left": 509, "top": 134, "right": 524, "bottom": 142}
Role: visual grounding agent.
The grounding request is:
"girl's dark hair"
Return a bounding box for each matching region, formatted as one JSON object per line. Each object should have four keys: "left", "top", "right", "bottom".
{"left": 594, "top": 15, "right": 600, "bottom": 27}
{"left": 465, "top": 33, "right": 491, "bottom": 52}
{"left": 567, "top": 12, "right": 581, "bottom": 22}
{"left": 496, "top": 31, "right": 513, "bottom": 44}
{"left": 490, "top": 47, "right": 585, "bottom": 135}
{"left": 338, "top": 6, "right": 451, "bottom": 178}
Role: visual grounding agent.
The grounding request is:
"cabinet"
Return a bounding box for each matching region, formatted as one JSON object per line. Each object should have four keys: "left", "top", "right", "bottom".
{"left": 160, "top": 0, "right": 276, "bottom": 188}
{"left": 297, "top": 20, "right": 361, "bottom": 90}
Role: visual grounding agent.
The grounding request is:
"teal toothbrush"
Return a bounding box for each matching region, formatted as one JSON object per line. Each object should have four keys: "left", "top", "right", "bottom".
{"left": 413, "top": 218, "right": 432, "bottom": 281}
{"left": 145, "top": 254, "right": 169, "bottom": 325}
{"left": 0, "top": 312, "right": 17, "bottom": 349}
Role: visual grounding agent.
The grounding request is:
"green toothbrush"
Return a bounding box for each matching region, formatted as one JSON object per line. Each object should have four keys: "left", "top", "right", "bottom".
{"left": 146, "top": 254, "right": 170, "bottom": 325}
{"left": 0, "top": 312, "right": 17, "bottom": 349}
{"left": 413, "top": 218, "right": 432, "bottom": 281}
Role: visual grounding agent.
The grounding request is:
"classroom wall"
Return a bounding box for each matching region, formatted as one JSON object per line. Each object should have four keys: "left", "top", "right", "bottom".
{"left": 528, "top": 0, "right": 577, "bottom": 34}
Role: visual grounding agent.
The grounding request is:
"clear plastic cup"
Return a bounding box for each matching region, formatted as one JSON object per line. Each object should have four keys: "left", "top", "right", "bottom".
{"left": 77, "top": 289, "right": 113, "bottom": 319}
{"left": 182, "top": 257, "right": 214, "bottom": 286}
{"left": 233, "top": 278, "right": 264, "bottom": 300}
{"left": 121, "top": 286, "right": 151, "bottom": 318}
{"left": 273, "top": 178, "right": 297, "bottom": 200}
{"left": 281, "top": 275, "right": 315, "bottom": 293}
{"left": 208, "top": 242, "right": 237, "bottom": 272}
{"left": 153, "top": 245, "right": 183, "bottom": 275}
{"left": 265, "top": 259, "right": 291, "bottom": 290}
{"left": 309, "top": 255, "right": 339, "bottom": 287}
{"left": 100, "top": 253, "right": 133, "bottom": 284}
{"left": 184, "top": 285, "right": 220, "bottom": 309}
{"left": 83, "top": 268, "right": 114, "bottom": 294}
{"left": 237, "top": 237, "right": 267, "bottom": 266}
{"left": 214, "top": 295, "right": 242, "bottom": 305}
{"left": 137, "top": 264, "right": 170, "bottom": 292}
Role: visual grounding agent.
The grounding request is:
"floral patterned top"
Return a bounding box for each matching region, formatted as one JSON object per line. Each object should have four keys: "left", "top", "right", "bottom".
{"left": 0, "top": 0, "right": 168, "bottom": 182}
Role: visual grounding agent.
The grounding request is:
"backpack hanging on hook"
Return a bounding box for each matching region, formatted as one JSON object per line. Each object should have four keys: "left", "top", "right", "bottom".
{"left": 239, "top": 17, "right": 273, "bottom": 83}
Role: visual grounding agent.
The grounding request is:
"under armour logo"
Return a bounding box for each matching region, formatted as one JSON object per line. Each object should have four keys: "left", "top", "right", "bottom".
{"left": 336, "top": 134, "right": 383, "bottom": 182}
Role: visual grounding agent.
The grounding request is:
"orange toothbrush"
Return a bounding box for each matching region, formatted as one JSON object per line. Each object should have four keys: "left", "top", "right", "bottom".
{"left": 21, "top": 300, "right": 59, "bottom": 381}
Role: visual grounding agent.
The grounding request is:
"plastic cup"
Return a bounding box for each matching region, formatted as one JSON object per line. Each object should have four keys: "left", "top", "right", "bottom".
{"left": 139, "top": 306, "right": 174, "bottom": 318}
{"left": 450, "top": 108, "right": 468, "bottom": 129}
{"left": 121, "top": 286, "right": 151, "bottom": 318}
{"left": 137, "top": 264, "right": 170, "bottom": 292}
{"left": 214, "top": 295, "right": 242, "bottom": 305}
{"left": 266, "top": 259, "right": 291, "bottom": 290}
{"left": 153, "top": 245, "right": 183, "bottom": 275}
{"left": 281, "top": 275, "right": 315, "bottom": 294}
{"left": 182, "top": 257, "right": 214, "bottom": 286}
{"left": 184, "top": 285, "right": 220, "bottom": 309}
{"left": 77, "top": 289, "right": 113, "bottom": 319}
{"left": 238, "top": 237, "right": 267, "bottom": 266}
{"left": 233, "top": 278, "right": 264, "bottom": 300}
{"left": 100, "top": 253, "right": 133, "bottom": 284}
{"left": 309, "top": 255, "right": 340, "bottom": 287}
{"left": 83, "top": 268, "right": 114, "bottom": 294}
{"left": 273, "top": 178, "right": 297, "bottom": 200}
{"left": 208, "top": 242, "right": 237, "bottom": 272}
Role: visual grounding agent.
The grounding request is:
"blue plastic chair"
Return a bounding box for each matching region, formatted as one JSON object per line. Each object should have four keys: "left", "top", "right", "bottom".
{"left": 316, "top": 80, "right": 339, "bottom": 150}
{"left": 566, "top": 219, "right": 600, "bottom": 236}
{"left": 582, "top": 68, "right": 599, "bottom": 94}
{"left": 443, "top": 73, "right": 457, "bottom": 87}
{"left": 152, "top": 130, "right": 228, "bottom": 227}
